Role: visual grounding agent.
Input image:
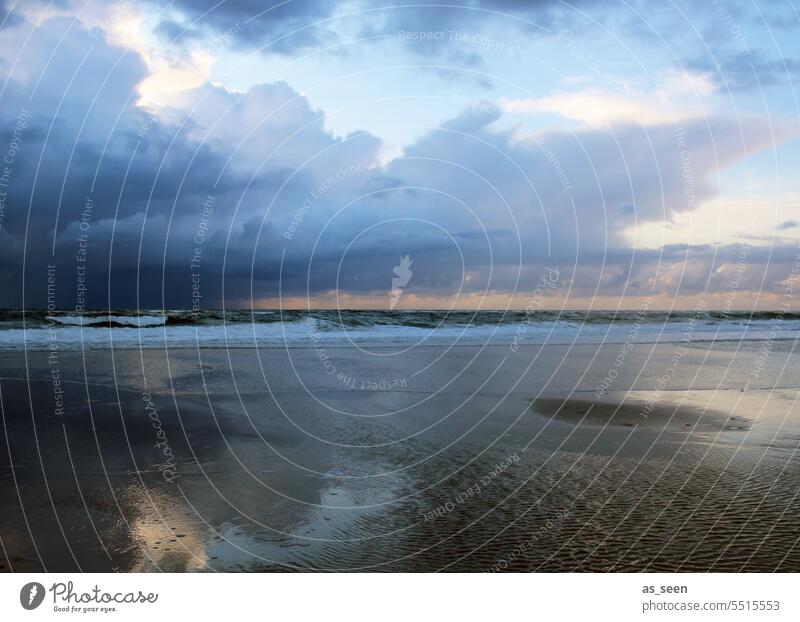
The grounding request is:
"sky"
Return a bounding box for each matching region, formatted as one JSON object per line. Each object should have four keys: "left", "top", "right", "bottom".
{"left": 0, "top": 0, "right": 798, "bottom": 310}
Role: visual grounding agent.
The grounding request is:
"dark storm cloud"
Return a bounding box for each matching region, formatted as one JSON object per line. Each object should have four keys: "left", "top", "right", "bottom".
{"left": 154, "top": 0, "right": 592, "bottom": 61}
{"left": 0, "top": 14, "right": 370, "bottom": 307}
{"left": 1, "top": 7, "right": 797, "bottom": 310}
{"left": 149, "top": 0, "right": 336, "bottom": 53}
{"left": 248, "top": 103, "right": 791, "bottom": 304}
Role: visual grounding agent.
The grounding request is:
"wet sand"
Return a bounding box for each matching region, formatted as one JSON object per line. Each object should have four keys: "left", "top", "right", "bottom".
{"left": 1, "top": 340, "right": 800, "bottom": 571}
{"left": 532, "top": 396, "right": 753, "bottom": 431}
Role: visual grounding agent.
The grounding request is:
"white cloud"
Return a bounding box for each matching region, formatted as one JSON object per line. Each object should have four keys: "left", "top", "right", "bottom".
{"left": 499, "top": 70, "right": 717, "bottom": 127}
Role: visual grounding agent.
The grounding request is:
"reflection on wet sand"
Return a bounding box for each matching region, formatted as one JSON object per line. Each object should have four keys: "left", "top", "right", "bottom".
{"left": 2, "top": 342, "right": 800, "bottom": 571}
{"left": 533, "top": 394, "right": 753, "bottom": 431}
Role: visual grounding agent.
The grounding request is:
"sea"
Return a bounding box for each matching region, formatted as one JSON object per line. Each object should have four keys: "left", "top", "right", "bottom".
{"left": 0, "top": 309, "right": 797, "bottom": 350}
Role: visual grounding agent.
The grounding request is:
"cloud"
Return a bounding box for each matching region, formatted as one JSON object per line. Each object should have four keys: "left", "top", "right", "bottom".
{"left": 148, "top": 0, "right": 337, "bottom": 54}
{"left": 687, "top": 51, "right": 800, "bottom": 93}
{"left": 499, "top": 71, "right": 716, "bottom": 126}
{"left": 0, "top": 13, "right": 383, "bottom": 307}
{"left": 151, "top": 0, "right": 592, "bottom": 63}
{"left": 0, "top": 5, "right": 798, "bottom": 310}
{"left": 0, "top": 0, "right": 21, "bottom": 29}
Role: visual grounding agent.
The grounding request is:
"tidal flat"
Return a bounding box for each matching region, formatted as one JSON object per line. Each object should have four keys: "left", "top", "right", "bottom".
{"left": 2, "top": 340, "right": 799, "bottom": 571}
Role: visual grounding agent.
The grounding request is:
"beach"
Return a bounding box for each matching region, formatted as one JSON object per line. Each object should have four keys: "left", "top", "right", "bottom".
{"left": 2, "top": 327, "right": 799, "bottom": 572}
{"left": 3, "top": 4, "right": 800, "bottom": 618}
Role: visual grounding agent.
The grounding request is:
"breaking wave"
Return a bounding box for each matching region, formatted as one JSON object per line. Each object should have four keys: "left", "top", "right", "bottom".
{"left": 0, "top": 308, "right": 798, "bottom": 350}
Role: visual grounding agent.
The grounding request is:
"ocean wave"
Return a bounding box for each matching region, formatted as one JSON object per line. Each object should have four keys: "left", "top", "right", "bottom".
{"left": 46, "top": 315, "right": 168, "bottom": 328}
{"left": 0, "top": 310, "right": 798, "bottom": 350}
{"left": 3, "top": 308, "right": 800, "bottom": 332}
